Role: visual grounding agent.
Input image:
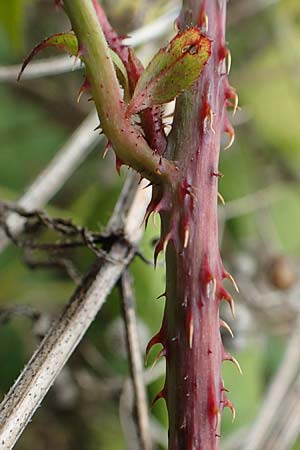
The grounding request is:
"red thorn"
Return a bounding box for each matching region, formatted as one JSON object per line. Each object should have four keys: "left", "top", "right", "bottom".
{"left": 225, "top": 87, "right": 239, "bottom": 115}
{"left": 218, "top": 45, "right": 227, "bottom": 61}
{"left": 103, "top": 141, "right": 112, "bottom": 159}
{"left": 208, "top": 382, "right": 220, "bottom": 430}
{"left": 198, "top": 7, "right": 208, "bottom": 32}
{"left": 186, "top": 309, "right": 194, "bottom": 349}
{"left": 211, "top": 171, "right": 224, "bottom": 178}
{"left": 223, "top": 352, "right": 242, "bottom": 374}
{"left": 218, "top": 287, "right": 235, "bottom": 318}
{"left": 115, "top": 156, "right": 124, "bottom": 175}
{"left": 154, "top": 231, "right": 172, "bottom": 267}
{"left": 154, "top": 239, "right": 164, "bottom": 268}
{"left": 224, "top": 398, "right": 236, "bottom": 422}
{"left": 145, "top": 331, "right": 163, "bottom": 361}
{"left": 144, "top": 193, "right": 163, "bottom": 228}
{"left": 151, "top": 347, "right": 167, "bottom": 369}
{"left": 223, "top": 270, "right": 239, "bottom": 293}
{"left": 151, "top": 388, "right": 166, "bottom": 408}
{"left": 201, "top": 99, "right": 211, "bottom": 121}
{"left": 223, "top": 121, "right": 235, "bottom": 150}
{"left": 221, "top": 386, "right": 230, "bottom": 393}
{"left": 77, "top": 78, "right": 91, "bottom": 103}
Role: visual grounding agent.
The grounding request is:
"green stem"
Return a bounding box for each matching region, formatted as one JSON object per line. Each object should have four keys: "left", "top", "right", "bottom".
{"left": 64, "top": 0, "right": 177, "bottom": 185}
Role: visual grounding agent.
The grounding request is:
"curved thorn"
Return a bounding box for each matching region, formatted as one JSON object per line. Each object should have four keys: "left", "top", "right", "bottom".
{"left": 210, "top": 109, "right": 216, "bottom": 134}
{"left": 233, "top": 92, "right": 239, "bottom": 116}
{"left": 224, "top": 271, "right": 239, "bottom": 293}
{"left": 231, "top": 355, "right": 243, "bottom": 375}
{"left": 151, "top": 388, "right": 166, "bottom": 408}
{"left": 224, "top": 354, "right": 242, "bottom": 374}
{"left": 212, "top": 277, "right": 217, "bottom": 298}
{"left": 203, "top": 13, "right": 209, "bottom": 32}
{"left": 224, "top": 398, "right": 236, "bottom": 422}
{"left": 189, "top": 318, "right": 194, "bottom": 349}
{"left": 152, "top": 211, "right": 158, "bottom": 228}
{"left": 151, "top": 347, "right": 166, "bottom": 370}
{"left": 224, "top": 129, "right": 235, "bottom": 150}
{"left": 217, "top": 192, "right": 225, "bottom": 205}
{"left": 220, "top": 319, "right": 234, "bottom": 338}
{"left": 145, "top": 331, "right": 162, "bottom": 363}
{"left": 224, "top": 295, "right": 235, "bottom": 319}
{"left": 226, "top": 49, "right": 232, "bottom": 75}
{"left": 184, "top": 227, "right": 190, "bottom": 249}
{"left": 103, "top": 141, "right": 111, "bottom": 159}
{"left": 215, "top": 411, "right": 221, "bottom": 431}
{"left": 162, "top": 231, "right": 172, "bottom": 254}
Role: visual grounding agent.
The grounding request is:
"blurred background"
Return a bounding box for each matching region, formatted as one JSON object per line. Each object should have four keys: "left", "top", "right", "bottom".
{"left": 1, "top": 0, "right": 300, "bottom": 449}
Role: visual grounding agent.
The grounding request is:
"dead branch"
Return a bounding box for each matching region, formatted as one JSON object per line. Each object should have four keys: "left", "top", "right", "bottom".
{"left": 0, "top": 173, "right": 152, "bottom": 450}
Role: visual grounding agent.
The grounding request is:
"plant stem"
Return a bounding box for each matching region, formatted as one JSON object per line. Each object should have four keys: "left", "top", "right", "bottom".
{"left": 149, "top": 1, "right": 236, "bottom": 449}
{"left": 63, "top": 0, "right": 177, "bottom": 185}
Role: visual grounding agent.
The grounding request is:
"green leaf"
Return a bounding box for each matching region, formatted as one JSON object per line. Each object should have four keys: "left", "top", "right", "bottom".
{"left": 18, "top": 32, "right": 129, "bottom": 96}
{"left": 126, "top": 28, "right": 211, "bottom": 116}
{"left": 109, "top": 49, "right": 130, "bottom": 100}
{"left": 18, "top": 32, "right": 79, "bottom": 80}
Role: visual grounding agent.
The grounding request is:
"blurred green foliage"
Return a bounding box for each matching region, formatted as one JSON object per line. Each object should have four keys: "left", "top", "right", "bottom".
{"left": 1, "top": 1, "right": 300, "bottom": 449}
{"left": 0, "top": 0, "right": 35, "bottom": 51}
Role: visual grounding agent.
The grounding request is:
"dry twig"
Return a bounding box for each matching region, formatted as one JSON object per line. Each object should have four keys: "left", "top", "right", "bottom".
{"left": 0, "top": 174, "right": 151, "bottom": 450}
{"left": 120, "top": 271, "right": 152, "bottom": 450}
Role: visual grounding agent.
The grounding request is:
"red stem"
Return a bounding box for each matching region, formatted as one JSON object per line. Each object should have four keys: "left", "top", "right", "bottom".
{"left": 148, "top": 1, "right": 236, "bottom": 449}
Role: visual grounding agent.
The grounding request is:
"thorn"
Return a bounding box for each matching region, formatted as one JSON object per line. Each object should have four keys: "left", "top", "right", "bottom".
{"left": 212, "top": 277, "right": 217, "bottom": 298}
{"left": 154, "top": 239, "right": 164, "bottom": 268}
{"left": 184, "top": 227, "right": 190, "bottom": 248}
{"left": 220, "top": 289, "right": 235, "bottom": 319}
{"left": 189, "top": 318, "right": 194, "bottom": 349}
{"left": 151, "top": 347, "right": 166, "bottom": 370}
{"left": 226, "top": 87, "right": 239, "bottom": 116}
{"left": 231, "top": 356, "right": 242, "bottom": 374}
{"left": 152, "top": 212, "right": 158, "bottom": 228}
{"left": 211, "top": 171, "right": 224, "bottom": 178}
{"left": 151, "top": 388, "right": 166, "bottom": 408}
{"left": 215, "top": 411, "right": 221, "bottom": 431}
{"left": 206, "top": 277, "right": 217, "bottom": 299}
{"left": 230, "top": 355, "right": 243, "bottom": 375}
{"left": 224, "top": 353, "right": 243, "bottom": 374}
{"left": 103, "top": 141, "right": 111, "bottom": 159}
{"left": 77, "top": 87, "right": 84, "bottom": 103}
{"left": 145, "top": 331, "right": 163, "bottom": 363}
{"left": 217, "top": 192, "right": 225, "bottom": 205}
{"left": 202, "top": 13, "right": 209, "bottom": 32}
{"left": 226, "top": 49, "right": 232, "bottom": 75}
{"left": 156, "top": 291, "right": 166, "bottom": 300}
{"left": 227, "top": 296, "right": 236, "bottom": 319}
{"left": 224, "top": 398, "right": 236, "bottom": 422}
{"left": 233, "top": 92, "right": 239, "bottom": 116}
{"left": 224, "top": 272, "right": 240, "bottom": 293}
{"left": 210, "top": 109, "right": 216, "bottom": 134}
{"left": 163, "top": 232, "right": 172, "bottom": 253}
{"left": 220, "top": 319, "right": 234, "bottom": 338}
{"left": 224, "top": 128, "right": 235, "bottom": 150}
{"left": 93, "top": 124, "right": 101, "bottom": 131}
